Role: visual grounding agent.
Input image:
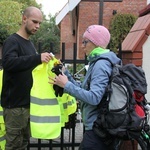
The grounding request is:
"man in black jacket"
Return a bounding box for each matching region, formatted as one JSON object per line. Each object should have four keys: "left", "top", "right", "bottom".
{"left": 1, "top": 6, "right": 52, "bottom": 150}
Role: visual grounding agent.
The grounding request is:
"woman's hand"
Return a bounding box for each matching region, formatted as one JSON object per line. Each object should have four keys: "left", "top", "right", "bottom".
{"left": 49, "top": 73, "right": 69, "bottom": 88}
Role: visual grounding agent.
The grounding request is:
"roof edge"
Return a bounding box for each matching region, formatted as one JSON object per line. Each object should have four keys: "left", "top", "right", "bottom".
{"left": 56, "top": 0, "right": 81, "bottom": 25}
{"left": 139, "top": 3, "right": 150, "bottom": 17}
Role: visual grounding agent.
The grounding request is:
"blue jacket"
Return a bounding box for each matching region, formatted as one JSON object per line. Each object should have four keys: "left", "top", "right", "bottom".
{"left": 64, "top": 51, "right": 121, "bottom": 130}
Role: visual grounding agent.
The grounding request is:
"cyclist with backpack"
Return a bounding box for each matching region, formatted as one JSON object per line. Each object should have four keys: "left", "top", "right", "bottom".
{"left": 49, "top": 25, "right": 121, "bottom": 150}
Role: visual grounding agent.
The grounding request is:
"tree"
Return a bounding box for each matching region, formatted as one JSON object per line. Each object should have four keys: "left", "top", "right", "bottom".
{"left": 31, "top": 15, "right": 60, "bottom": 54}
{"left": 109, "top": 13, "right": 137, "bottom": 52}
{"left": 12, "top": 0, "right": 42, "bottom": 11}
{"left": 0, "top": 0, "right": 43, "bottom": 45}
{"left": 0, "top": 0, "right": 60, "bottom": 53}
{"left": 0, "top": 1, "right": 22, "bottom": 35}
{"left": 0, "top": 24, "right": 9, "bottom": 46}
{"left": 0, "top": 0, "right": 41, "bottom": 9}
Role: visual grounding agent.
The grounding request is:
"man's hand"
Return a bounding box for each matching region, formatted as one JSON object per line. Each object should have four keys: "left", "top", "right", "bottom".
{"left": 41, "top": 52, "right": 52, "bottom": 63}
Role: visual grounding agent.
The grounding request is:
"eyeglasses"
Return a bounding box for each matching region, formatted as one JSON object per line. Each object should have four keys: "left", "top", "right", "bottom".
{"left": 82, "top": 40, "right": 90, "bottom": 46}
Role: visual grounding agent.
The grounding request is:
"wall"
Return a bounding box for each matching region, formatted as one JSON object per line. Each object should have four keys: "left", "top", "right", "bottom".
{"left": 77, "top": 2, "right": 99, "bottom": 59}
{"left": 142, "top": 36, "right": 150, "bottom": 102}
{"left": 60, "top": 13, "right": 76, "bottom": 59}
{"left": 59, "top": 0, "right": 147, "bottom": 59}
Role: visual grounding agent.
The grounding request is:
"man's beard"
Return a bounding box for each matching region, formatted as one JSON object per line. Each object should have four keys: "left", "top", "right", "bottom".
{"left": 25, "top": 27, "right": 35, "bottom": 35}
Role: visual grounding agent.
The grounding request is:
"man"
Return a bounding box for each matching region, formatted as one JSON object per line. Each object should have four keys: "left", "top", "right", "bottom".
{"left": 1, "top": 6, "right": 52, "bottom": 149}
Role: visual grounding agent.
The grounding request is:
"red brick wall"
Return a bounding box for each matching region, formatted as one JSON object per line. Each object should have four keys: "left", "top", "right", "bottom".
{"left": 78, "top": 2, "right": 99, "bottom": 59}
{"left": 122, "top": 52, "right": 143, "bottom": 66}
{"left": 60, "top": 14, "right": 76, "bottom": 59}
{"left": 59, "top": 0, "right": 147, "bottom": 59}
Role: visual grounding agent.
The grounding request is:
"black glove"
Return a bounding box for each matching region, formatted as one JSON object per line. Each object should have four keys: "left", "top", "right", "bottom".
{"left": 51, "top": 63, "right": 64, "bottom": 97}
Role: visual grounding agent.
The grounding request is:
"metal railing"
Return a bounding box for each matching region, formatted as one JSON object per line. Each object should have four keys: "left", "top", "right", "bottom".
{"left": 27, "top": 43, "right": 86, "bottom": 150}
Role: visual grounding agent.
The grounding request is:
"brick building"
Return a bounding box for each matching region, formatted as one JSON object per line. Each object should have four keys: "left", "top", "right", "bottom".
{"left": 56, "top": 0, "right": 147, "bottom": 59}
{"left": 122, "top": 4, "right": 150, "bottom": 100}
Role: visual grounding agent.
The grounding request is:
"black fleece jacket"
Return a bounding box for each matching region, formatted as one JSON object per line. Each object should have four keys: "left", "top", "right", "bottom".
{"left": 1, "top": 33, "right": 41, "bottom": 108}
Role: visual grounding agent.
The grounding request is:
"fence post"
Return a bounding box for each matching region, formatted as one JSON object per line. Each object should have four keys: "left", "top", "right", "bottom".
{"left": 118, "top": 42, "right": 122, "bottom": 59}
{"left": 50, "top": 42, "right": 54, "bottom": 53}
{"left": 38, "top": 42, "right": 42, "bottom": 54}
{"left": 61, "top": 43, "right": 65, "bottom": 62}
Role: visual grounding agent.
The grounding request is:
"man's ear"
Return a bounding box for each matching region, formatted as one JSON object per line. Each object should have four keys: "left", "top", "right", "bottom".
{"left": 22, "top": 15, "right": 27, "bottom": 24}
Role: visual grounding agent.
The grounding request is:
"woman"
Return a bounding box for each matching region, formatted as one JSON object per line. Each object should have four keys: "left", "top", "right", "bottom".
{"left": 49, "top": 25, "right": 121, "bottom": 150}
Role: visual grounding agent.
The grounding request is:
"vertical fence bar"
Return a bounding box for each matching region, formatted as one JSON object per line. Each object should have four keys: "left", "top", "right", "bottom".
{"left": 50, "top": 42, "right": 54, "bottom": 53}
{"left": 38, "top": 42, "right": 42, "bottom": 54}
{"left": 118, "top": 43, "right": 122, "bottom": 59}
{"left": 61, "top": 43, "right": 65, "bottom": 62}
{"left": 61, "top": 42, "right": 65, "bottom": 150}
{"left": 71, "top": 43, "right": 78, "bottom": 150}
{"left": 99, "top": 0, "right": 104, "bottom": 25}
{"left": 71, "top": 114, "right": 76, "bottom": 150}
{"left": 60, "top": 128, "right": 64, "bottom": 150}
{"left": 73, "top": 43, "right": 77, "bottom": 75}
{"left": 49, "top": 139, "right": 52, "bottom": 149}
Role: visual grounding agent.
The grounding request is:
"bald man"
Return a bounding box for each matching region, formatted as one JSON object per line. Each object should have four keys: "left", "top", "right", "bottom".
{"left": 1, "top": 6, "right": 52, "bottom": 149}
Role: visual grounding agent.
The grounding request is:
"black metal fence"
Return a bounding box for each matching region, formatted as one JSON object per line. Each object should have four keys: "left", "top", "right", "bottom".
{"left": 27, "top": 42, "right": 122, "bottom": 150}
{"left": 27, "top": 43, "right": 87, "bottom": 150}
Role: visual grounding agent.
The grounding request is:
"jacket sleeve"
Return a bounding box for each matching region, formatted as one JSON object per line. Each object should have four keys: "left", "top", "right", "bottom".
{"left": 64, "top": 60, "right": 112, "bottom": 105}
{"left": 2, "top": 38, "right": 41, "bottom": 72}
{"left": 64, "top": 69, "right": 81, "bottom": 87}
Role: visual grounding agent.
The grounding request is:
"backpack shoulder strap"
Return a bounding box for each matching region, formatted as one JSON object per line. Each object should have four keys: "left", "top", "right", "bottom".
{"left": 88, "top": 57, "right": 115, "bottom": 104}
{"left": 93, "top": 57, "right": 114, "bottom": 67}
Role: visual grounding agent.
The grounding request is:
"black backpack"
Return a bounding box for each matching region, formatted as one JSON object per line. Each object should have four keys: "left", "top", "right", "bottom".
{"left": 92, "top": 58, "right": 150, "bottom": 145}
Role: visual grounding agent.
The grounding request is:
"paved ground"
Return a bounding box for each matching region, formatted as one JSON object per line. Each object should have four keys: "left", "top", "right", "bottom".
{"left": 28, "top": 121, "right": 142, "bottom": 150}
{"left": 28, "top": 122, "right": 83, "bottom": 150}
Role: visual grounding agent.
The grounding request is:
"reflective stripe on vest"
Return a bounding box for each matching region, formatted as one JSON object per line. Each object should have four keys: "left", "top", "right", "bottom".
{"left": 30, "top": 96, "right": 60, "bottom": 124}
{"left": 0, "top": 135, "right": 5, "bottom": 142}
{"left": 0, "top": 132, "right": 6, "bottom": 150}
{"left": 0, "top": 108, "right": 4, "bottom": 123}
{"left": 57, "top": 94, "right": 77, "bottom": 127}
{"left": 30, "top": 63, "right": 61, "bottom": 139}
{"left": 57, "top": 94, "right": 69, "bottom": 127}
{"left": 66, "top": 95, "right": 77, "bottom": 115}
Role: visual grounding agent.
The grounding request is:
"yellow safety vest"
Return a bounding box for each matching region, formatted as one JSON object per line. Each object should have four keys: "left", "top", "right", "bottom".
{"left": 30, "top": 63, "right": 61, "bottom": 139}
{"left": 47, "top": 59, "right": 77, "bottom": 127}
{"left": 30, "top": 59, "right": 77, "bottom": 139}
{"left": 46, "top": 58, "right": 77, "bottom": 126}
{"left": 57, "top": 94, "right": 77, "bottom": 127}
{"left": 0, "top": 70, "right": 6, "bottom": 150}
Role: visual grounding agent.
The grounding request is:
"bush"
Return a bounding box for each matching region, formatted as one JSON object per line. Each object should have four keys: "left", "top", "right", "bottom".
{"left": 0, "top": 24, "right": 9, "bottom": 46}
{"left": 109, "top": 13, "right": 137, "bottom": 52}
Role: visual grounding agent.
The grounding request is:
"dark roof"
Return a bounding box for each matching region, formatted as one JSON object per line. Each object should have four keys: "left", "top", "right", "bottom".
{"left": 139, "top": 3, "right": 150, "bottom": 17}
